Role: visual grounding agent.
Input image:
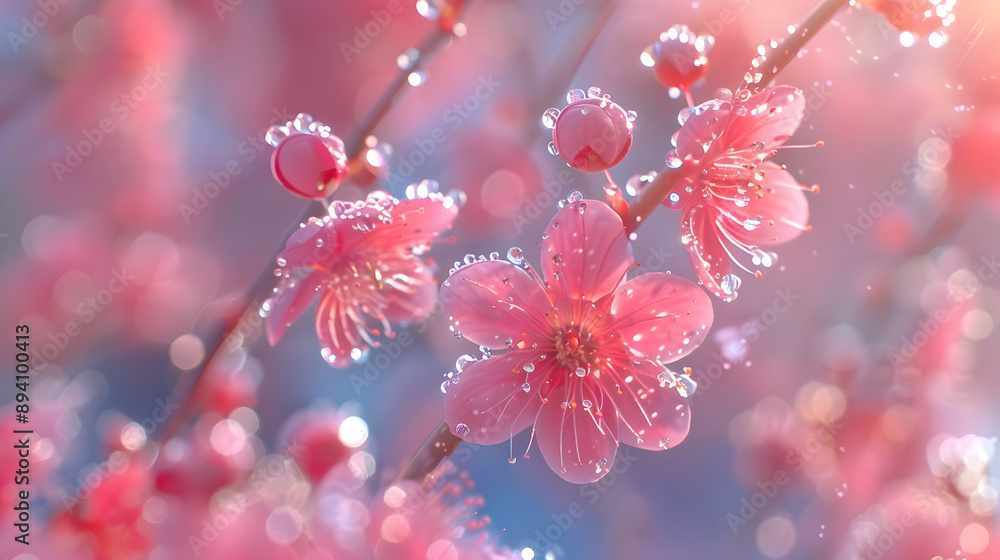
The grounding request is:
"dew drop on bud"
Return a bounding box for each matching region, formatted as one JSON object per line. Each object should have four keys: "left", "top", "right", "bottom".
{"left": 575, "top": 367, "right": 587, "bottom": 377}
{"left": 463, "top": 254, "right": 476, "bottom": 265}
{"left": 626, "top": 110, "right": 637, "bottom": 122}
{"left": 659, "top": 438, "right": 671, "bottom": 449}
{"left": 566, "top": 89, "right": 586, "bottom": 103}
{"left": 541, "top": 107, "right": 560, "bottom": 129}
{"left": 587, "top": 86, "right": 602, "bottom": 98}
{"left": 455, "top": 423, "right": 470, "bottom": 437}
{"left": 547, "top": 141, "right": 559, "bottom": 155}
{"left": 665, "top": 151, "right": 683, "bottom": 169}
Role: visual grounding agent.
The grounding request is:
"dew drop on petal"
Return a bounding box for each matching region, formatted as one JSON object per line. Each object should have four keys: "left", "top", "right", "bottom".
{"left": 455, "top": 354, "right": 477, "bottom": 372}
{"left": 523, "top": 362, "right": 535, "bottom": 373}
{"left": 507, "top": 247, "right": 525, "bottom": 266}
{"left": 575, "top": 367, "right": 587, "bottom": 377}
{"left": 567, "top": 190, "right": 583, "bottom": 203}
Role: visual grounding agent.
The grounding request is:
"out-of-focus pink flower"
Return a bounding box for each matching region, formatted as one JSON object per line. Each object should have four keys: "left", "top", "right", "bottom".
{"left": 949, "top": 105, "right": 1000, "bottom": 199}
{"left": 640, "top": 25, "right": 714, "bottom": 99}
{"left": 267, "top": 113, "right": 350, "bottom": 200}
{"left": 279, "top": 408, "right": 360, "bottom": 483}
{"left": 859, "top": 0, "right": 956, "bottom": 36}
{"left": 664, "top": 85, "right": 814, "bottom": 301}
{"left": 369, "top": 462, "right": 518, "bottom": 560}
{"left": 266, "top": 189, "right": 459, "bottom": 367}
{"left": 543, "top": 88, "right": 635, "bottom": 173}
{"left": 440, "top": 198, "right": 713, "bottom": 483}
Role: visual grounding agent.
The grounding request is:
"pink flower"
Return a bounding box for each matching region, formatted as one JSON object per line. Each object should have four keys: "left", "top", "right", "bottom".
{"left": 266, "top": 188, "right": 459, "bottom": 367}
{"left": 440, "top": 198, "right": 713, "bottom": 483}
{"left": 858, "top": 0, "right": 955, "bottom": 36}
{"left": 664, "top": 85, "right": 814, "bottom": 301}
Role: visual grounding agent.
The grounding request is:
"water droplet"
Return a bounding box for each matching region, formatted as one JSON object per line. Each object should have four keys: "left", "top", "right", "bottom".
{"left": 464, "top": 254, "right": 476, "bottom": 265}
{"left": 505, "top": 337, "right": 514, "bottom": 347}
{"left": 587, "top": 86, "right": 602, "bottom": 98}
{"left": 541, "top": 107, "right": 560, "bottom": 129}
{"left": 743, "top": 215, "right": 763, "bottom": 231}
{"left": 276, "top": 257, "right": 287, "bottom": 266}
{"left": 521, "top": 383, "right": 531, "bottom": 392}
{"left": 596, "top": 458, "right": 609, "bottom": 470}
{"left": 668, "top": 192, "right": 681, "bottom": 205}
{"left": 547, "top": 141, "right": 559, "bottom": 155}
{"left": 350, "top": 347, "right": 363, "bottom": 360}
{"left": 455, "top": 423, "right": 470, "bottom": 437}
{"left": 657, "top": 369, "right": 677, "bottom": 387}
{"left": 507, "top": 247, "right": 525, "bottom": 266}
{"left": 456, "top": 354, "right": 477, "bottom": 372}
{"left": 658, "top": 438, "right": 670, "bottom": 449}
{"left": 750, "top": 248, "right": 774, "bottom": 268}
{"left": 567, "top": 190, "right": 583, "bottom": 203}
{"left": 523, "top": 362, "right": 535, "bottom": 373}
{"left": 566, "top": 89, "right": 586, "bottom": 103}
{"left": 265, "top": 125, "right": 290, "bottom": 147}
{"left": 626, "top": 110, "right": 637, "bottom": 121}
{"left": 720, "top": 274, "right": 741, "bottom": 295}
{"left": 552, "top": 253, "right": 564, "bottom": 266}
{"left": 508, "top": 457, "right": 517, "bottom": 464}
{"left": 674, "top": 374, "right": 697, "bottom": 397}
{"left": 665, "top": 151, "right": 683, "bottom": 169}
{"left": 575, "top": 367, "right": 587, "bottom": 377}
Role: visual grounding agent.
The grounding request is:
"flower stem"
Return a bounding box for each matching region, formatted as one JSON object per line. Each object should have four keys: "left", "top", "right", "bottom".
{"left": 398, "top": 420, "right": 464, "bottom": 482}
{"left": 158, "top": 20, "right": 462, "bottom": 446}
{"left": 624, "top": 0, "right": 849, "bottom": 233}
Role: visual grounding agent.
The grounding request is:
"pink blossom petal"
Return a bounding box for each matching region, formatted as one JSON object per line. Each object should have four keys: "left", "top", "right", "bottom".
{"left": 721, "top": 162, "right": 810, "bottom": 246}
{"left": 681, "top": 203, "right": 733, "bottom": 300}
{"left": 722, "top": 85, "right": 805, "bottom": 152}
{"left": 610, "top": 272, "right": 713, "bottom": 363}
{"left": 441, "top": 260, "right": 553, "bottom": 349}
{"left": 265, "top": 272, "right": 325, "bottom": 345}
{"left": 379, "top": 254, "right": 439, "bottom": 324}
{"left": 598, "top": 361, "right": 691, "bottom": 451}
{"left": 367, "top": 196, "right": 458, "bottom": 253}
{"left": 540, "top": 200, "right": 633, "bottom": 304}
{"left": 535, "top": 390, "right": 618, "bottom": 483}
{"left": 315, "top": 291, "right": 365, "bottom": 368}
{"left": 674, "top": 101, "right": 728, "bottom": 162}
{"left": 444, "top": 352, "right": 548, "bottom": 445}
{"left": 277, "top": 218, "right": 334, "bottom": 269}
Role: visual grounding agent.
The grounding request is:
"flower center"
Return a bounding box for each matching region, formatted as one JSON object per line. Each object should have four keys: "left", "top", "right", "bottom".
{"left": 555, "top": 329, "right": 591, "bottom": 375}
